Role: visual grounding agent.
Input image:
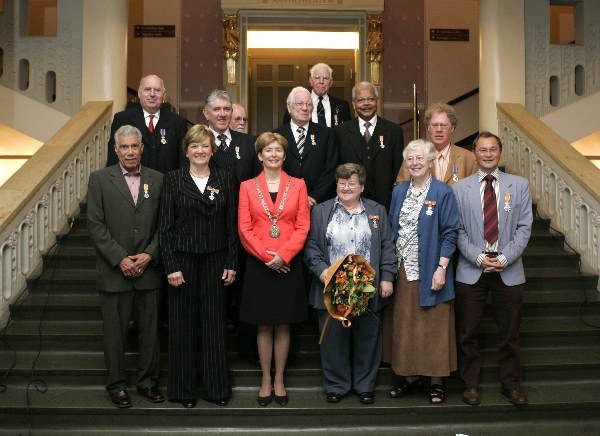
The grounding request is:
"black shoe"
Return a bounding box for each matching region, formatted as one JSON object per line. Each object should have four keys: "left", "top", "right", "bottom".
{"left": 136, "top": 386, "right": 165, "bottom": 403}
{"left": 274, "top": 394, "right": 288, "bottom": 406}
{"left": 212, "top": 398, "right": 228, "bottom": 407}
{"left": 389, "top": 377, "right": 423, "bottom": 398}
{"left": 109, "top": 389, "right": 131, "bottom": 408}
{"left": 358, "top": 391, "right": 374, "bottom": 404}
{"left": 326, "top": 392, "right": 343, "bottom": 403}
{"left": 257, "top": 392, "right": 273, "bottom": 407}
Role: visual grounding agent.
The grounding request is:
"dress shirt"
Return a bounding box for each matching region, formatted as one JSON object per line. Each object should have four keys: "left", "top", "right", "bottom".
{"left": 326, "top": 198, "right": 371, "bottom": 264}
{"left": 476, "top": 168, "right": 508, "bottom": 268}
{"left": 209, "top": 127, "right": 232, "bottom": 148}
{"left": 435, "top": 144, "right": 451, "bottom": 181}
{"left": 396, "top": 176, "right": 432, "bottom": 281}
{"left": 290, "top": 120, "right": 309, "bottom": 143}
{"left": 358, "top": 115, "right": 377, "bottom": 138}
{"left": 311, "top": 91, "right": 331, "bottom": 127}
{"left": 142, "top": 109, "right": 160, "bottom": 130}
{"left": 119, "top": 162, "right": 141, "bottom": 205}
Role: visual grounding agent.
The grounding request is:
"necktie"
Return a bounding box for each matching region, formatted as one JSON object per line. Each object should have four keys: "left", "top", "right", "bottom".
{"left": 148, "top": 114, "right": 155, "bottom": 133}
{"left": 317, "top": 96, "right": 327, "bottom": 126}
{"left": 436, "top": 153, "right": 445, "bottom": 181}
{"left": 363, "top": 121, "right": 371, "bottom": 144}
{"left": 217, "top": 134, "right": 227, "bottom": 149}
{"left": 483, "top": 174, "right": 498, "bottom": 245}
{"left": 296, "top": 126, "right": 306, "bottom": 156}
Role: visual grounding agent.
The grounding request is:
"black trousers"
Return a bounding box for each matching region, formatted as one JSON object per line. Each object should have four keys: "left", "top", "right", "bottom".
{"left": 168, "top": 251, "right": 231, "bottom": 402}
{"left": 100, "top": 288, "right": 160, "bottom": 393}
{"left": 455, "top": 272, "right": 525, "bottom": 390}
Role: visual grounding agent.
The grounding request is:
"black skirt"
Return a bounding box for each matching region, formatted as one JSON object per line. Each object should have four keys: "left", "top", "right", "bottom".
{"left": 240, "top": 253, "right": 307, "bottom": 325}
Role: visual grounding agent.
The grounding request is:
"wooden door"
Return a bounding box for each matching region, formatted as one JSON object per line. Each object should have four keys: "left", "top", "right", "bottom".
{"left": 248, "top": 48, "right": 356, "bottom": 135}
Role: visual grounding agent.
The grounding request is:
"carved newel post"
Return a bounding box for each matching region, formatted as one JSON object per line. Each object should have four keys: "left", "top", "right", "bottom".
{"left": 366, "top": 14, "right": 383, "bottom": 85}
{"left": 222, "top": 13, "right": 240, "bottom": 85}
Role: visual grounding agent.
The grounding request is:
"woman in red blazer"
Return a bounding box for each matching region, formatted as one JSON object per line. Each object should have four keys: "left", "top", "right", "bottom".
{"left": 238, "top": 132, "right": 310, "bottom": 407}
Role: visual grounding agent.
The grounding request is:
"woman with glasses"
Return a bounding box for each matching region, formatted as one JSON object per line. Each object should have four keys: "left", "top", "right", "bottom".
{"left": 395, "top": 102, "right": 477, "bottom": 186}
{"left": 238, "top": 132, "right": 310, "bottom": 407}
{"left": 383, "top": 139, "right": 459, "bottom": 404}
{"left": 304, "top": 163, "right": 396, "bottom": 405}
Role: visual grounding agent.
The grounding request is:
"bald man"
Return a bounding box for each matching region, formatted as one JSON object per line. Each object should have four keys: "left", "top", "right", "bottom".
{"left": 107, "top": 74, "right": 188, "bottom": 174}
{"left": 230, "top": 103, "right": 248, "bottom": 133}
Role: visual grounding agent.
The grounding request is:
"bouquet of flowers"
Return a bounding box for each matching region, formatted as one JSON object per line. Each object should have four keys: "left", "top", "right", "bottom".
{"left": 319, "top": 254, "right": 376, "bottom": 343}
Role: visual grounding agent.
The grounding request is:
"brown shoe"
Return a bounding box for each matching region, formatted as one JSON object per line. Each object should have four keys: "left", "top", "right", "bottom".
{"left": 136, "top": 386, "right": 165, "bottom": 403}
{"left": 501, "top": 388, "right": 528, "bottom": 406}
{"left": 462, "top": 387, "right": 480, "bottom": 406}
{"left": 109, "top": 389, "right": 132, "bottom": 408}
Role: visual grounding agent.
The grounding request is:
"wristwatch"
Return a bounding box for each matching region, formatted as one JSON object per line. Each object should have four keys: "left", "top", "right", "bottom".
{"left": 438, "top": 264, "right": 447, "bottom": 270}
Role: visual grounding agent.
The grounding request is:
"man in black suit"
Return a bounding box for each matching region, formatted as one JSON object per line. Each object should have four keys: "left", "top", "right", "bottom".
{"left": 336, "top": 81, "right": 404, "bottom": 210}
{"left": 203, "top": 90, "right": 258, "bottom": 186}
{"left": 88, "top": 125, "right": 165, "bottom": 408}
{"left": 283, "top": 63, "right": 351, "bottom": 128}
{"left": 275, "top": 86, "right": 338, "bottom": 207}
{"left": 107, "top": 74, "right": 188, "bottom": 174}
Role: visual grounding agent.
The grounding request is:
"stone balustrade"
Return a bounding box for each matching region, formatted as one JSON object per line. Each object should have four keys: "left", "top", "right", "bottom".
{"left": 497, "top": 103, "right": 600, "bottom": 288}
{"left": 0, "top": 101, "right": 113, "bottom": 326}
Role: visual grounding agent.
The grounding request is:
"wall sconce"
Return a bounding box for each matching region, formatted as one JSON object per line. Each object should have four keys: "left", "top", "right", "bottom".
{"left": 222, "top": 13, "right": 240, "bottom": 85}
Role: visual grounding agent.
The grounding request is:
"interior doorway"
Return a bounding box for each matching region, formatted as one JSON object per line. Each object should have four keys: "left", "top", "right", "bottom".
{"left": 248, "top": 48, "right": 356, "bottom": 133}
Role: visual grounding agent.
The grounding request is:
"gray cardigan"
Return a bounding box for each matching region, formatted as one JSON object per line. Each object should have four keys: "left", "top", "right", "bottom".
{"left": 304, "top": 197, "right": 397, "bottom": 312}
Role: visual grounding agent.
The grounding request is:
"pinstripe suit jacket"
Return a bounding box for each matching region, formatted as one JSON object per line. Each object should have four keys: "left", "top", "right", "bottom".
{"left": 158, "top": 162, "right": 238, "bottom": 275}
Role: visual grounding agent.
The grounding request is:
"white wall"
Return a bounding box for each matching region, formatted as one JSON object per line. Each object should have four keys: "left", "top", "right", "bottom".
{"left": 0, "top": 85, "right": 70, "bottom": 142}
{"left": 541, "top": 90, "right": 600, "bottom": 143}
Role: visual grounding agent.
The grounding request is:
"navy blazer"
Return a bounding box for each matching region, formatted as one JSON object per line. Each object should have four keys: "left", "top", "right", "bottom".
{"left": 304, "top": 197, "right": 397, "bottom": 312}
{"left": 389, "top": 178, "right": 459, "bottom": 307}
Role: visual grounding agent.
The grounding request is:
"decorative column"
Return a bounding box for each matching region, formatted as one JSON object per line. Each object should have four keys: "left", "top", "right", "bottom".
{"left": 479, "top": 0, "right": 525, "bottom": 133}
{"left": 222, "top": 13, "right": 240, "bottom": 85}
{"left": 367, "top": 14, "right": 383, "bottom": 87}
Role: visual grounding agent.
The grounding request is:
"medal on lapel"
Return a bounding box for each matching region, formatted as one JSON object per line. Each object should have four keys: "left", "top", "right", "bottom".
{"left": 424, "top": 200, "right": 436, "bottom": 216}
{"left": 452, "top": 166, "right": 459, "bottom": 182}
{"left": 207, "top": 185, "right": 219, "bottom": 201}
{"left": 160, "top": 128, "right": 167, "bottom": 144}
{"left": 379, "top": 135, "right": 385, "bottom": 149}
{"left": 310, "top": 134, "right": 316, "bottom": 146}
{"left": 334, "top": 108, "right": 340, "bottom": 126}
{"left": 235, "top": 146, "right": 241, "bottom": 160}
{"left": 504, "top": 192, "right": 511, "bottom": 212}
{"left": 368, "top": 215, "right": 380, "bottom": 228}
{"left": 143, "top": 183, "right": 149, "bottom": 199}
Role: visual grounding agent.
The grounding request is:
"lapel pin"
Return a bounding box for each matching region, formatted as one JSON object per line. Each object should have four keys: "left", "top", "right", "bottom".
{"left": 504, "top": 192, "right": 511, "bottom": 212}
{"left": 379, "top": 135, "right": 385, "bottom": 149}
{"left": 235, "top": 146, "right": 241, "bottom": 160}
{"left": 311, "top": 134, "right": 316, "bottom": 146}
{"left": 160, "top": 128, "right": 167, "bottom": 144}
{"left": 368, "top": 214, "right": 380, "bottom": 228}
{"left": 143, "top": 183, "right": 149, "bottom": 199}
{"left": 424, "top": 200, "right": 436, "bottom": 216}
{"left": 452, "top": 166, "right": 459, "bottom": 182}
{"left": 207, "top": 185, "right": 219, "bottom": 201}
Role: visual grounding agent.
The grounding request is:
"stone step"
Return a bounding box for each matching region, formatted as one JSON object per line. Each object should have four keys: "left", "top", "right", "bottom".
{"left": 0, "top": 381, "right": 599, "bottom": 436}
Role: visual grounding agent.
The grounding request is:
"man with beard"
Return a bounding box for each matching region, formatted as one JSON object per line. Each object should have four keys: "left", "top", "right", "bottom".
{"left": 335, "top": 81, "right": 404, "bottom": 210}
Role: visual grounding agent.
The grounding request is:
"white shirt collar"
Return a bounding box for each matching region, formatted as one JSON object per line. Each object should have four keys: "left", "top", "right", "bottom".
{"left": 360, "top": 114, "right": 377, "bottom": 129}
{"left": 143, "top": 109, "right": 160, "bottom": 120}
{"left": 290, "top": 119, "right": 309, "bottom": 133}
{"left": 311, "top": 90, "right": 329, "bottom": 104}
{"left": 209, "top": 126, "right": 231, "bottom": 141}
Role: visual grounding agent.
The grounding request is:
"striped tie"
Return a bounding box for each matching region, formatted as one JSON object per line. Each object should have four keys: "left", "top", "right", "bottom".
{"left": 297, "top": 126, "right": 306, "bottom": 156}
{"left": 217, "top": 134, "right": 227, "bottom": 150}
{"left": 483, "top": 174, "right": 498, "bottom": 244}
{"left": 317, "top": 96, "right": 326, "bottom": 126}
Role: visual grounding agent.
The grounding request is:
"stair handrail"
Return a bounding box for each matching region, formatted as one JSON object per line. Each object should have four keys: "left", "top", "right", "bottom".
{"left": 0, "top": 101, "right": 113, "bottom": 326}
{"left": 497, "top": 102, "right": 600, "bottom": 286}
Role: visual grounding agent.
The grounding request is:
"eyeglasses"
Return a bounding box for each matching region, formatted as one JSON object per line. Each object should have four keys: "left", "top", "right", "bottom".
{"left": 312, "top": 75, "right": 331, "bottom": 82}
{"left": 354, "top": 97, "right": 377, "bottom": 104}
{"left": 405, "top": 156, "right": 426, "bottom": 163}
{"left": 429, "top": 123, "right": 451, "bottom": 130}
{"left": 293, "top": 102, "right": 313, "bottom": 108}
{"left": 337, "top": 181, "right": 359, "bottom": 189}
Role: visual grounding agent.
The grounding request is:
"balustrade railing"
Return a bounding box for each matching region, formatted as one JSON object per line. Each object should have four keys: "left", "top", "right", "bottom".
{"left": 497, "top": 103, "right": 600, "bottom": 287}
{"left": 0, "top": 101, "right": 113, "bottom": 326}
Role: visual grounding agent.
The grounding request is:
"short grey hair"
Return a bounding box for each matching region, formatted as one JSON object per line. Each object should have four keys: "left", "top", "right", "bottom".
{"left": 352, "top": 81, "right": 379, "bottom": 100}
{"left": 287, "top": 86, "right": 310, "bottom": 106}
{"left": 310, "top": 63, "right": 333, "bottom": 78}
{"left": 402, "top": 139, "right": 436, "bottom": 162}
{"left": 138, "top": 74, "right": 165, "bottom": 92}
{"left": 205, "top": 89, "right": 232, "bottom": 109}
{"left": 114, "top": 125, "right": 142, "bottom": 146}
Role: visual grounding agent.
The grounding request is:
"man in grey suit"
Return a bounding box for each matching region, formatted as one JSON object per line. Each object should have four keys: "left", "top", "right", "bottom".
{"left": 88, "top": 125, "right": 165, "bottom": 408}
{"left": 452, "top": 131, "right": 532, "bottom": 407}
